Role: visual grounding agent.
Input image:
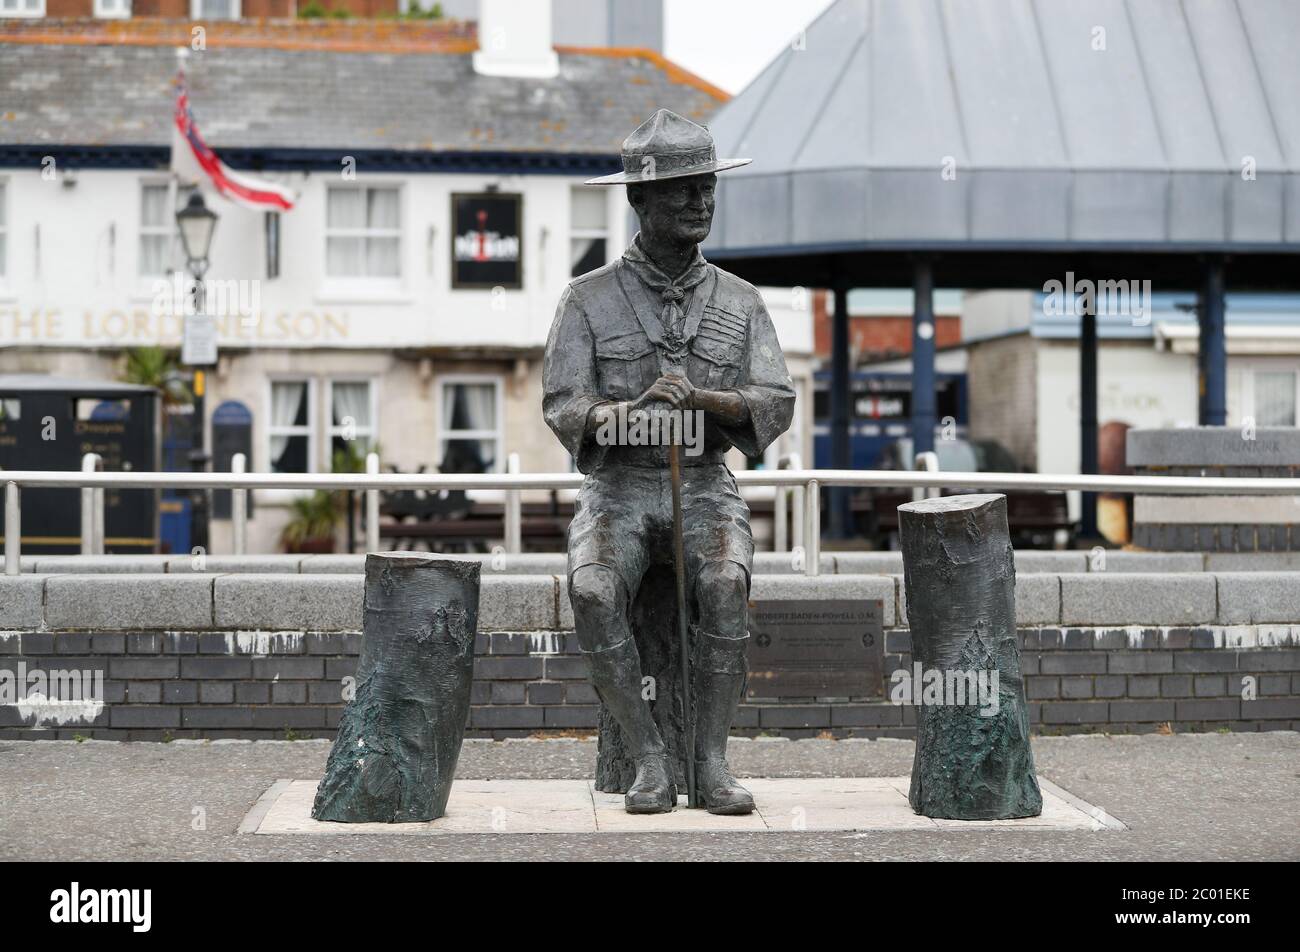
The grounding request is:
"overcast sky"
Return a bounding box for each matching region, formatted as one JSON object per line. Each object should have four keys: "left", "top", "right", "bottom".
{"left": 663, "top": 0, "right": 836, "bottom": 95}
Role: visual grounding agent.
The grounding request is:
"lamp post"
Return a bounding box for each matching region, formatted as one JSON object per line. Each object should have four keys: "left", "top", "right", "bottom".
{"left": 176, "top": 192, "right": 219, "bottom": 554}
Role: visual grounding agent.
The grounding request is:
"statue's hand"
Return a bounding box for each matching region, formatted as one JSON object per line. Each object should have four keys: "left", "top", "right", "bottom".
{"left": 688, "top": 388, "right": 749, "bottom": 425}
{"left": 638, "top": 373, "right": 694, "bottom": 410}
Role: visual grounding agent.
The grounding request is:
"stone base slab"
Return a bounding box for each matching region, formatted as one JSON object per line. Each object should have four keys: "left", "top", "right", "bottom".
{"left": 245, "top": 777, "right": 1124, "bottom": 835}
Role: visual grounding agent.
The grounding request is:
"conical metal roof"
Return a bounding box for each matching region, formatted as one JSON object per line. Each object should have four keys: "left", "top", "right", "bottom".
{"left": 705, "top": 0, "right": 1300, "bottom": 255}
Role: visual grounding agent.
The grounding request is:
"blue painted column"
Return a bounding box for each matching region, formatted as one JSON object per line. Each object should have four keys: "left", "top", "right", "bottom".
{"left": 1079, "top": 308, "right": 1099, "bottom": 540}
{"left": 829, "top": 281, "right": 853, "bottom": 538}
{"left": 911, "top": 259, "right": 936, "bottom": 456}
{"left": 1199, "top": 258, "right": 1227, "bottom": 425}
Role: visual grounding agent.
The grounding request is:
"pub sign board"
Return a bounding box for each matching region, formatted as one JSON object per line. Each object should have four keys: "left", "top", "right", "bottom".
{"left": 0, "top": 377, "right": 160, "bottom": 554}
{"left": 452, "top": 192, "right": 523, "bottom": 290}
{"left": 746, "top": 599, "right": 886, "bottom": 698}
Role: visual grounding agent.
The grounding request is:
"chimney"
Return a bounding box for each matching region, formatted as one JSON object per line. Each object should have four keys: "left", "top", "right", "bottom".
{"left": 473, "top": 0, "right": 559, "bottom": 79}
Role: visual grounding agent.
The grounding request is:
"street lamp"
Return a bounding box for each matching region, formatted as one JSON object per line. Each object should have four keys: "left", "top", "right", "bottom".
{"left": 176, "top": 191, "right": 218, "bottom": 277}
{"left": 175, "top": 191, "right": 219, "bottom": 555}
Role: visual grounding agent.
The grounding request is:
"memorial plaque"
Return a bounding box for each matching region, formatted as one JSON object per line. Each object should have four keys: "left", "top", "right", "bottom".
{"left": 745, "top": 599, "right": 885, "bottom": 698}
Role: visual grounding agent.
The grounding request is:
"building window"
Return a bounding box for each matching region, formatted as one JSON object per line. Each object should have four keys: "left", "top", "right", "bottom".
{"left": 268, "top": 380, "right": 313, "bottom": 474}
{"left": 0, "top": 0, "right": 44, "bottom": 17}
{"left": 1252, "top": 370, "right": 1297, "bottom": 427}
{"left": 570, "top": 187, "right": 607, "bottom": 277}
{"left": 191, "top": 0, "right": 239, "bottom": 18}
{"left": 438, "top": 378, "right": 502, "bottom": 474}
{"left": 139, "top": 183, "right": 195, "bottom": 277}
{"left": 94, "top": 0, "right": 130, "bottom": 17}
{"left": 328, "top": 380, "right": 375, "bottom": 469}
{"left": 325, "top": 186, "right": 402, "bottom": 280}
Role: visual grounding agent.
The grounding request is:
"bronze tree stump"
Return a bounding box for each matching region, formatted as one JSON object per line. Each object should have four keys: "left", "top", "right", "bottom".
{"left": 898, "top": 493, "right": 1042, "bottom": 820}
{"left": 312, "top": 552, "right": 479, "bottom": 823}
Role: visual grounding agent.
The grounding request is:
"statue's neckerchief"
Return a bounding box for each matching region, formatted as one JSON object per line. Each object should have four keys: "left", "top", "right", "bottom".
{"left": 622, "top": 235, "right": 710, "bottom": 362}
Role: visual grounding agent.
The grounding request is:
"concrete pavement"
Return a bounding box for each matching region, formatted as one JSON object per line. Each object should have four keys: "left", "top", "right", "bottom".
{"left": 0, "top": 733, "right": 1295, "bottom": 861}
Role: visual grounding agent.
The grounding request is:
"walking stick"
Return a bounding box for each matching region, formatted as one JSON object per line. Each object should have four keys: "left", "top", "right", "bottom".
{"left": 669, "top": 439, "right": 698, "bottom": 808}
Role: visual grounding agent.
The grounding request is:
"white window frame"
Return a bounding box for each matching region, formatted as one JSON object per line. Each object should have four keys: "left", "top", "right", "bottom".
{"left": 436, "top": 374, "right": 505, "bottom": 476}
{"left": 325, "top": 377, "right": 379, "bottom": 465}
{"left": 569, "top": 184, "right": 610, "bottom": 278}
{"left": 322, "top": 182, "right": 405, "bottom": 294}
{"left": 190, "top": 0, "right": 240, "bottom": 18}
{"left": 1239, "top": 361, "right": 1300, "bottom": 428}
{"left": 0, "top": 0, "right": 45, "bottom": 18}
{"left": 266, "top": 377, "right": 318, "bottom": 477}
{"left": 137, "top": 179, "right": 197, "bottom": 282}
{"left": 94, "top": 0, "right": 131, "bottom": 18}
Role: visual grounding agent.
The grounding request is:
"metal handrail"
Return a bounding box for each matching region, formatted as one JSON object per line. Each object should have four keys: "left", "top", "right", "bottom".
{"left": 5, "top": 464, "right": 1298, "bottom": 577}
{"left": 4, "top": 468, "right": 1297, "bottom": 493}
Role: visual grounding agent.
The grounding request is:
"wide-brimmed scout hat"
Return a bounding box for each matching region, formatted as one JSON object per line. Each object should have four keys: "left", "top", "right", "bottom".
{"left": 584, "top": 108, "right": 752, "bottom": 186}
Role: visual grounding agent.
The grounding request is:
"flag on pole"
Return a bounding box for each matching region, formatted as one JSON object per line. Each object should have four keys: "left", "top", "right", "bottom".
{"left": 171, "top": 65, "right": 296, "bottom": 212}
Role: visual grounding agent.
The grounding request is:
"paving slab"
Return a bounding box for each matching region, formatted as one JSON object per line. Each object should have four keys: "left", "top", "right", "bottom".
{"left": 248, "top": 775, "right": 1118, "bottom": 835}
{"left": 257, "top": 779, "right": 597, "bottom": 835}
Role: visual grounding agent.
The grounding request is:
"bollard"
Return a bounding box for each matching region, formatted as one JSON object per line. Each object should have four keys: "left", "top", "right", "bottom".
{"left": 312, "top": 552, "right": 479, "bottom": 823}
{"left": 898, "top": 493, "right": 1041, "bottom": 819}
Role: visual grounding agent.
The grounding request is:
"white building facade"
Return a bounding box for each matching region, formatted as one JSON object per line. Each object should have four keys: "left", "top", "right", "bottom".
{"left": 0, "top": 19, "right": 813, "bottom": 553}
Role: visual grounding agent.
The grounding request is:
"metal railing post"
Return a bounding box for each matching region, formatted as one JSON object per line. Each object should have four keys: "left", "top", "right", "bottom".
{"left": 91, "top": 456, "right": 105, "bottom": 555}
{"left": 231, "top": 453, "right": 247, "bottom": 556}
{"left": 4, "top": 481, "right": 19, "bottom": 575}
{"left": 914, "top": 450, "right": 940, "bottom": 502}
{"left": 365, "top": 452, "right": 380, "bottom": 553}
{"left": 505, "top": 452, "right": 522, "bottom": 555}
{"left": 775, "top": 452, "right": 801, "bottom": 554}
{"left": 80, "top": 453, "right": 98, "bottom": 555}
{"left": 774, "top": 483, "right": 788, "bottom": 554}
{"left": 804, "top": 477, "right": 820, "bottom": 577}
{"left": 792, "top": 480, "right": 805, "bottom": 563}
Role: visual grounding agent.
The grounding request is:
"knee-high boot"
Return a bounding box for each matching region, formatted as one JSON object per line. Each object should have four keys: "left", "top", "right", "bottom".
{"left": 583, "top": 636, "right": 676, "bottom": 814}
{"left": 693, "top": 628, "right": 755, "bottom": 815}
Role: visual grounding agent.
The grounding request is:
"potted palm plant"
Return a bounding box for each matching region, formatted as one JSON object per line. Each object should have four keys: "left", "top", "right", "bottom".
{"left": 279, "top": 490, "right": 341, "bottom": 554}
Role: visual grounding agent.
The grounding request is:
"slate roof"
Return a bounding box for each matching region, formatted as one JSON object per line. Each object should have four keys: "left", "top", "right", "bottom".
{"left": 706, "top": 0, "right": 1300, "bottom": 254}
{"left": 0, "top": 20, "right": 725, "bottom": 156}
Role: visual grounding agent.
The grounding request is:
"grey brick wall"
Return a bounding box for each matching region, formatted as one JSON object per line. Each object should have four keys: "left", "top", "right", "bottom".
{"left": 2, "top": 626, "right": 1297, "bottom": 741}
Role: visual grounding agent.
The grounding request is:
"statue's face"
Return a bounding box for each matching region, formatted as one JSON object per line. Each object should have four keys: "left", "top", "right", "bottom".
{"left": 630, "top": 173, "right": 717, "bottom": 246}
